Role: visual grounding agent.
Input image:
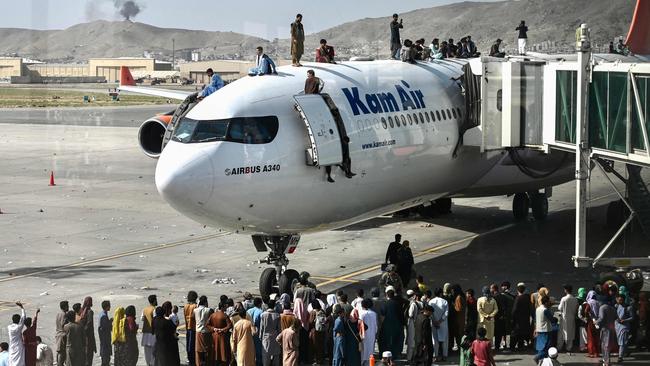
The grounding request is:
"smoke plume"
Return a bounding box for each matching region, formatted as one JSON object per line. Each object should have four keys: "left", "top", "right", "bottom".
{"left": 115, "top": 0, "right": 141, "bottom": 21}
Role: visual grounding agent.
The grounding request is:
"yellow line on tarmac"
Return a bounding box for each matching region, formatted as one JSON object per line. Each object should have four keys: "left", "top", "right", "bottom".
{"left": 315, "top": 223, "right": 516, "bottom": 288}
{"left": 311, "top": 276, "right": 359, "bottom": 283}
{"left": 0, "top": 232, "right": 231, "bottom": 283}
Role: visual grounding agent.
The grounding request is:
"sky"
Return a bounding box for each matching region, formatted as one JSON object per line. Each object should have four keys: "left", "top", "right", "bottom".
{"left": 3, "top": 0, "right": 501, "bottom": 39}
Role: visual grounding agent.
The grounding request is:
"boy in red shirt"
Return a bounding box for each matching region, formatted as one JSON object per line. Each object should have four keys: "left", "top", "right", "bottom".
{"left": 471, "top": 327, "right": 495, "bottom": 366}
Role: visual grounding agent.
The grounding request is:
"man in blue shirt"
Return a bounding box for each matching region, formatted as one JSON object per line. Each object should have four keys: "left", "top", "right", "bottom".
{"left": 249, "top": 47, "right": 277, "bottom": 76}
{"left": 0, "top": 342, "right": 9, "bottom": 366}
{"left": 198, "top": 68, "right": 224, "bottom": 99}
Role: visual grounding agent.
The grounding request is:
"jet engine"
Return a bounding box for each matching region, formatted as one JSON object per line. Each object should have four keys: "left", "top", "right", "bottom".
{"left": 138, "top": 113, "right": 173, "bottom": 159}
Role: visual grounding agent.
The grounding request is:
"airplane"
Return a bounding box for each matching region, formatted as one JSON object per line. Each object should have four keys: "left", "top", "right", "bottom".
{"left": 119, "top": 58, "right": 575, "bottom": 298}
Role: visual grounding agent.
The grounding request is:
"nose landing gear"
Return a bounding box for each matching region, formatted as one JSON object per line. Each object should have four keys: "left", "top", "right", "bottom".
{"left": 252, "top": 234, "right": 301, "bottom": 299}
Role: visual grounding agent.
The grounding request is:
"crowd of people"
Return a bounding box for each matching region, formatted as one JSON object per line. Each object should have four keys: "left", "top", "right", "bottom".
{"left": 3, "top": 235, "right": 648, "bottom": 366}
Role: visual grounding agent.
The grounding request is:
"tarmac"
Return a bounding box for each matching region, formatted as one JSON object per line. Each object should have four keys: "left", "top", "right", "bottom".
{"left": 0, "top": 105, "right": 648, "bottom": 365}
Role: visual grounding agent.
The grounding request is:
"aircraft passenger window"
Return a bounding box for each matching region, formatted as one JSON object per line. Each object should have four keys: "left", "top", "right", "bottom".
{"left": 446, "top": 109, "right": 452, "bottom": 119}
{"left": 452, "top": 108, "right": 457, "bottom": 119}
{"left": 393, "top": 116, "right": 399, "bottom": 127}
{"left": 430, "top": 111, "right": 435, "bottom": 122}
{"left": 408, "top": 114, "right": 413, "bottom": 125}
{"left": 425, "top": 112, "right": 430, "bottom": 123}
{"left": 413, "top": 114, "right": 418, "bottom": 125}
{"left": 457, "top": 108, "right": 463, "bottom": 118}
{"left": 401, "top": 115, "right": 407, "bottom": 126}
{"left": 419, "top": 113, "right": 425, "bottom": 124}
{"left": 497, "top": 89, "right": 503, "bottom": 111}
{"left": 436, "top": 110, "right": 441, "bottom": 121}
{"left": 381, "top": 117, "right": 388, "bottom": 129}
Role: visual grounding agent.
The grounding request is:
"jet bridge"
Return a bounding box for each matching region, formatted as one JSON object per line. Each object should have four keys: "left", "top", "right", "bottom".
{"left": 463, "top": 24, "right": 650, "bottom": 284}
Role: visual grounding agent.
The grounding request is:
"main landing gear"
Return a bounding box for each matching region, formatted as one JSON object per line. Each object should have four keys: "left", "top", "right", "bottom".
{"left": 512, "top": 191, "right": 549, "bottom": 221}
{"left": 252, "top": 234, "right": 302, "bottom": 299}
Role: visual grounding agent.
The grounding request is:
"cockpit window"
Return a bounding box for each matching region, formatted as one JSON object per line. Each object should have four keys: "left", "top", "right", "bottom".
{"left": 172, "top": 116, "right": 279, "bottom": 144}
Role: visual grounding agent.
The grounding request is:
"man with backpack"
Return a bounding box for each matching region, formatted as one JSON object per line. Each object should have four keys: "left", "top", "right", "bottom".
{"left": 406, "top": 290, "right": 423, "bottom": 363}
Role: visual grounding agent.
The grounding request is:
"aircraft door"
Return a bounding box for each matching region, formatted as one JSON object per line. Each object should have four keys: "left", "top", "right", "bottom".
{"left": 293, "top": 94, "right": 344, "bottom": 167}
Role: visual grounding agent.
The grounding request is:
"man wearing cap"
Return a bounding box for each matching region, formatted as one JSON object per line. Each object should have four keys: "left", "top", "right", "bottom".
{"left": 540, "top": 347, "right": 560, "bottom": 366}
{"left": 380, "top": 351, "right": 394, "bottom": 366}
{"left": 558, "top": 284, "right": 579, "bottom": 353}
{"left": 405, "top": 289, "right": 422, "bottom": 363}
{"left": 379, "top": 265, "right": 403, "bottom": 295}
{"left": 490, "top": 39, "right": 505, "bottom": 58}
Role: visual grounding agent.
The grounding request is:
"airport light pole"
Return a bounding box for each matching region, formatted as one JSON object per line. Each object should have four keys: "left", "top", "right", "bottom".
{"left": 172, "top": 38, "right": 175, "bottom": 69}
{"left": 574, "top": 23, "right": 591, "bottom": 268}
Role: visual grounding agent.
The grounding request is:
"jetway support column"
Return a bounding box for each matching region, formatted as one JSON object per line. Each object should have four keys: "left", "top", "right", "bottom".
{"left": 574, "top": 24, "right": 592, "bottom": 268}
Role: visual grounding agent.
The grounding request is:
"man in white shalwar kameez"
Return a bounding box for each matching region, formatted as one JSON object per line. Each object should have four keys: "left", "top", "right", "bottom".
{"left": 557, "top": 284, "right": 579, "bottom": 352}
{"left": 405, "top": 290, "right": 421, "bottom": 363}
{"left": 8, "top": 302, "right": 26, "bottom": 366}
{"left": 359, "top": 299, "right": 378, "bottom": 366}
{"left": 429, "top": 288, "right": 449, "bottom": 361}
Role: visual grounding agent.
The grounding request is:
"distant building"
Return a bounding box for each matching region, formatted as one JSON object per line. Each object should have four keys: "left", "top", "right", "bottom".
{"left": 191, "top": 51, "right": 201, "bottom": 62}
{"left": 0, "top": 57, "right": 26, "bottom": 79}
{"left": 89, "top": 57, "right": 172, "bottom": 83}
{"left": 179, "top": 59, "right": 291, "bottom": 84}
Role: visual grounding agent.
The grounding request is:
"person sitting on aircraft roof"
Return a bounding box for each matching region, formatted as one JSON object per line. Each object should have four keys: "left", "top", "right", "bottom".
{"left": 466, "top": 35, "right": 480, "bottom": 57}
{"left": 430, "top": 38, "right": 444, "bottom": 60}
{"left": 439, "top": 41, "right": 449, "bottom": 59}
{"left": 304, "top": 70, "right": 323, "bottom": 95}
{"left": 400, "top": 39, "right": 417, "bottom": 64}
{"left": 489, "top": 39, "right": 506, "bottom": 58}
{"left": 457, "top": 38, "right": 470, "bottom": 58}
{"left": 315, "top": 39, "right": 336, "bottom": 64}
{"left": 616, "top": 38, "right": 630, "bottom": 56}
{"left": 414, "top": 39, "right": 431, "bottom": 60}
{"left": 609, "top": 41, "right": 617, "bottom": 54}
{"left": 248, "top": 47, "right": 277, "bottom": 76}
{"left": 447, "top": 38, "right": 457, "bottom": 58}
{"left": 198, "top": 68, "right": 224, "bottom": 100}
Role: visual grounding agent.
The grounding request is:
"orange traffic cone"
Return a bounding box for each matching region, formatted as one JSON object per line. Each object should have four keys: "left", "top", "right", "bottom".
{"left": 49, "top": 171, "right": 56, "bottom": 186}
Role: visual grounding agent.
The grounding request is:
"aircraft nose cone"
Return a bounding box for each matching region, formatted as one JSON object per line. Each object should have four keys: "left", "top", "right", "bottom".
{"left": 155, "top": 146, "right": 215, "bottom": 215}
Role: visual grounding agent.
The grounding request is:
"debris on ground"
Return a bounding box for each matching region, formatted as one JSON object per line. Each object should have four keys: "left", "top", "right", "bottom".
{"left": 212, "top": 277, "right": 236, "bottom": 285}
{"left": 195, "top": 268, "right": 210, "bottom": 273}
{"left": 39, "top": 291, "right": 49, "bottom": 296}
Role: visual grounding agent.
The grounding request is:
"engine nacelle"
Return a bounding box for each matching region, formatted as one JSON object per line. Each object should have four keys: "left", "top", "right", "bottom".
{"left": 138, "top": 115, "right": 172, "bottom": 159}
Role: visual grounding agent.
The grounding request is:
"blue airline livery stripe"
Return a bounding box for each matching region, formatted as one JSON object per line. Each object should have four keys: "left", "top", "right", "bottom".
{"left": 342, "top": 80, "right": 426, "bottom": 116}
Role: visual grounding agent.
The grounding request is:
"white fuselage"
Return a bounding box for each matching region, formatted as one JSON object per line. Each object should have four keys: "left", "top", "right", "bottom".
{"left": 154, "top": 60, "right": 573, "bottom": 235}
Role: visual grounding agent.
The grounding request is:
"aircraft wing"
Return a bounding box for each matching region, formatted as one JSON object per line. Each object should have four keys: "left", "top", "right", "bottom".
{"left": 117, "top": 66, "right": 194, "bottom": 101}
{"left": 117, "top": 85, "right": 193, "bottom": 101}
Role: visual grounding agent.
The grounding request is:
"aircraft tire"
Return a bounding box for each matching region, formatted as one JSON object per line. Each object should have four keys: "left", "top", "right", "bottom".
{"left": 434, "top": 198, "right": 452, "bottom": 214}
{"left": 259, "top": 268, "right": 277, "bottom": 299}
{"left": 512, "top": 193, "right": 529, "bottom": 221}
{"left": 417, "top": 205, "right": 437, "bottom": 218}
{"left": 531, "top": 193, "right": 548, "bottom": 221}
{"left": 279, "top": 269, "right": 300, "bottom": 296}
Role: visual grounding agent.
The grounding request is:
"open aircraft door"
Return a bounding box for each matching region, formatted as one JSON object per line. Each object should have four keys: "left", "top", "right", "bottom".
{"left": 293, "top": 94, "right": 344, "bottom": 167}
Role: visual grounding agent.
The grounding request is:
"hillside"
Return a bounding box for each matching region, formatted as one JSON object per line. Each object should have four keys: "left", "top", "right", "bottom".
{"left": 0, "top": 20, "right": 272, "bottom": 62}
{"left": 0, "top": 0, "right": 637, "bottom": 62}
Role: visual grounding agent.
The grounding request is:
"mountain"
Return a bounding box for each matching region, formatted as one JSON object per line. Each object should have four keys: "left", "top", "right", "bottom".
{"left": 0, "top": 0, "right": 637, "bottom": 62}
{"left": 0, "top": 20, "right": 272, "bottom": 62}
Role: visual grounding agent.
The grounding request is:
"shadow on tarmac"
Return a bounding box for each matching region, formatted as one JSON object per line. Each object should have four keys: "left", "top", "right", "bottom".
{"left": 333, "top": 201, "right": 648, "bottom": 300}
{"left": 1, "top": 265, "right": 143, "bottom": 280}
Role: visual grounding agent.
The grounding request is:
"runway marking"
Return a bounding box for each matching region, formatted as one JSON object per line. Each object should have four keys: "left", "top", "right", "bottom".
{"left": 310, "top": 276, "right": 359, "bottom": 283}
{"left": 315, "top": 223, "right": 516, "bottom": 288}
{"left": 0, "top": 232, "right": 231, "bottom": 284}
